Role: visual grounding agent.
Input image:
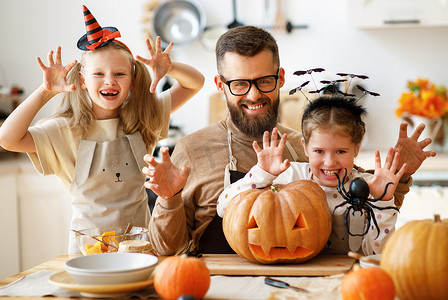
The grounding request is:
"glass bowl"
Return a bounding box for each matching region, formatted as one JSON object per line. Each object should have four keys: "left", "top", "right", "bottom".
{"left": 74, "top": 226, "right": 149, "bottom": 255}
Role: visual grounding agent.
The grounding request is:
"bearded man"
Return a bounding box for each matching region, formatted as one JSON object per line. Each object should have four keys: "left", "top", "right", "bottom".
{"left": 144, "top": 26, "right": 435, "bottom": 256}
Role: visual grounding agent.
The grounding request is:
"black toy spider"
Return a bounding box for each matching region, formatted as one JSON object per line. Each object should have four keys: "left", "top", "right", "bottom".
{"left": 333, "top": 169, "right": 399, "bottom": 239}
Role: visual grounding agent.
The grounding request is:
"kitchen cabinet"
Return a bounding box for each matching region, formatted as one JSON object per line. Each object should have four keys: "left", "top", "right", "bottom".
{"left": 347, "top": 0, "right": 448, "bottom": 28}
{"left": 0, "top": 165, "right": 20, "bottom": 280}
{"left": 396, "top": 185, "right": 448, "bottom": 228}
{"left": 17, "top": 159, "right": 72, "bottom": 271}
{"left": 0, "top": 155, "right": 72, "bottom": 277}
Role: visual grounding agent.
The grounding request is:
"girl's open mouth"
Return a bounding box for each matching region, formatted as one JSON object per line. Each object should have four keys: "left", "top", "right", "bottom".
{"left": 322, "top": 169, "right": 340, "bottom": 177}
{"left": 100, "top": 90, "right": 119, "bottom": 99}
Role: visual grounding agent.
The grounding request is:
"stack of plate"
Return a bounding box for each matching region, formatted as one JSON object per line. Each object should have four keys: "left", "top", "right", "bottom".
{"left": 49, "top": 253, "right": 158, "bottom": 297}
{"left": 65, "top": 253, "right": 158, "bottom": 285}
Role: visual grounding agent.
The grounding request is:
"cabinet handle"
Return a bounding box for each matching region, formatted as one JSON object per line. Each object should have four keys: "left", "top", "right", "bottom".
{"left": 384, "top": 19, "right": 420, "bottom": 25}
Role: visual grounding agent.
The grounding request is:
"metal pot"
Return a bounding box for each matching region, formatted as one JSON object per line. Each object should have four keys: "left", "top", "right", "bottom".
{"left": 152, "top": 0, "right": 206, "bottom": 48}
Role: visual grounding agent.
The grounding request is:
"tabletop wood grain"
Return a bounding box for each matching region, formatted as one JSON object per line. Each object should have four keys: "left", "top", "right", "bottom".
{"left": 1, "top": 254, "right": 354, "bottom": 299}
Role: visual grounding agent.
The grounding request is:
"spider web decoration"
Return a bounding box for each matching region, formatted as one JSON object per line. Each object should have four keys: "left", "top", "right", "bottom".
{"left": 289, "top": 68, "right": 380, "bottom": 101}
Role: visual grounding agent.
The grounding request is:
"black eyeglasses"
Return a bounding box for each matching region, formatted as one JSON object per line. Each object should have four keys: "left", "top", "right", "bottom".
{"left": 220, "top": 71, "right": 279, "bottom": 96}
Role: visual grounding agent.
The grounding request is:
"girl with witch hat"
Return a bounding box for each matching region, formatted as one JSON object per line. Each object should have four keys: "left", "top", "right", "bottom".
{"left": 0, "top": 6, "right": 204, "bottom": 254}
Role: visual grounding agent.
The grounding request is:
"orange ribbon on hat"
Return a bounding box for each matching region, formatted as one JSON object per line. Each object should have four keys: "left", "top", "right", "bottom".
{"left": 86, "top": 29, "right": 122, "bottom": 51}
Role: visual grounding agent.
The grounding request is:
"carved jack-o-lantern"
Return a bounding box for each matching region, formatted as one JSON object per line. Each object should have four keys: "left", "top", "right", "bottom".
{"left": 222, "top": 180, "right": 332, "bottom": 264}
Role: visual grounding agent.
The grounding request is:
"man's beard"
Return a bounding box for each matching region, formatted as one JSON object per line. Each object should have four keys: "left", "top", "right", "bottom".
{"left": 226, "top": 93, "right": 280, "bottom": 138}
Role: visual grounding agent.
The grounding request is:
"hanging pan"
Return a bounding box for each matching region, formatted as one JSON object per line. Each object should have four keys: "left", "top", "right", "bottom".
{"left": 152, "top": 0, "right": 206, "bottom": 48}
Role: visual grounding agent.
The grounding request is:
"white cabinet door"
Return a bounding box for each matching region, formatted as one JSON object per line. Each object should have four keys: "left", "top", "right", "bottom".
{"left": 396, "top": 186, "right": 448, "bottom": 229}
{"left": 347, "top": 0, "right": 448, "bottom": 28}
{"left": 0, "top": 172, "right": 20, "bottom": 280}
{"left": 18, "top": 172, "right": 72, "bottom": 271}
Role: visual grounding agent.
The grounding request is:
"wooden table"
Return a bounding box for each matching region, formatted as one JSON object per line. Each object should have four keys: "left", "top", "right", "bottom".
{"left": 0, "top": 254, "right": 78, "bottom": 300}
{"left": 0, "top": 254, "right": 73, "bottom": 288}
{"left": 0, "top": 254, "right": 354, "bottom": 299}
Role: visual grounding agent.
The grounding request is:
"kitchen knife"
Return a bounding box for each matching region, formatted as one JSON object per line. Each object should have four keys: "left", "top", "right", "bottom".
{"left": 264, "top": 277, "right": 309, "bottom": 293}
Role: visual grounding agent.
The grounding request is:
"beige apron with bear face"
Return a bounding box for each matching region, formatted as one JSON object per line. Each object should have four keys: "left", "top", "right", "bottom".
{"left": 68, "top": 132, "right": 149, "bottom": 254}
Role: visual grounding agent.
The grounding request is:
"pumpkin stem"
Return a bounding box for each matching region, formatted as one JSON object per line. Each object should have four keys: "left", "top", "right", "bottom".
{"left": 271, "top": 185, "right": 280, "bottom": 193}
{"left": 434, "top": 214, "right": 441, "bottom": 223}
{"left": 180, "top": 253, "right": 188, "bottom": 259}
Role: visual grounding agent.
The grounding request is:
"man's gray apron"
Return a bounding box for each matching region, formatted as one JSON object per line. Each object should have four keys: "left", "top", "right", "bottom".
{"left": 68, "top": 132, "right": 149, "bottom": 254}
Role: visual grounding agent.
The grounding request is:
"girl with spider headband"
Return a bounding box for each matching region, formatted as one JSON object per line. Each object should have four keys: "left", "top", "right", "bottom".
{"left": 0, "top": 6, "right": 204, "bottom": 254}
{"left": 217, "top": 94, "right": 408, "bottom": 255}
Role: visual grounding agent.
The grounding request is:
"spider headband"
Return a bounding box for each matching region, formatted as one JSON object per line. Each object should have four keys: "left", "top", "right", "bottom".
{"left": 289, "top": 68, "right": 380, "bottom": 102}
{"left": 290, "top": 68, "right": 375, "bottom": 131}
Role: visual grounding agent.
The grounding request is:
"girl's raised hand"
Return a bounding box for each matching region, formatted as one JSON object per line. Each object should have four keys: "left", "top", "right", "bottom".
{"left": 368, "top": 147, "right": 408, "bottom": 200}
{"left": 36, "top": 46, "right": 77, "bottom": 95}
{"left": 136, "top": 36, "right": 174, "bottom": 93}
{"left": 252, "top": 127, "right": 290, "bottom": 176}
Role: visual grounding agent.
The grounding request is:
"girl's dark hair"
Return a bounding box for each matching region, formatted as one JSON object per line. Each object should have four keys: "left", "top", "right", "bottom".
{"left": 301, "top": 95, "right": 367, "bottom": 145}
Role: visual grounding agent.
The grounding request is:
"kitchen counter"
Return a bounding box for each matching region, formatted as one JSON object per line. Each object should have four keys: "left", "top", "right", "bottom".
{"left": 0, "top": 254, "right": 353, "bottom": 299}
{"left": 356, "top": 150, "right": 448, "bottom": 172}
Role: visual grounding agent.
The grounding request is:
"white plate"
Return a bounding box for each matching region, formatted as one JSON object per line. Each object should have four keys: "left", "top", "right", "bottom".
{"left": 359, "top": 254, "right": 381, "bottom": 268}
{"left": 65, "top": 253, "right": 157, "bottom": 285}
{"left": 48, "top": 271, "right": 153, "bottom": 298}
{"left": 65, "top": 252, "right": 158, "bottom": 273}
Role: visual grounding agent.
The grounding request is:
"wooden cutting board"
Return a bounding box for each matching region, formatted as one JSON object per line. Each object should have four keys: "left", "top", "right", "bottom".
{"left": 200, "top": 254, "right": 355, "bottom": 276}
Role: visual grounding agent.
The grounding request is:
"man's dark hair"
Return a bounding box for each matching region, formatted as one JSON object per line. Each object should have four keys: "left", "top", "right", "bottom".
{"left": 215, "top": 26, "right": 279, "bottom": 74}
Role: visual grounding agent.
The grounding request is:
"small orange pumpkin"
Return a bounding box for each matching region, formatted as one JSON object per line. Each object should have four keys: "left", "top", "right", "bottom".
{"left": 340, "top": 264, "right": 395, "bottom": 300}
{"left": 222, "top": 180, "right": 332, "bottom": 264}
{"left": 381, "top": 214, "right": 448, "bottom": 300}
{"left": 154, "top": 254, "right": 210, "bottom": 300}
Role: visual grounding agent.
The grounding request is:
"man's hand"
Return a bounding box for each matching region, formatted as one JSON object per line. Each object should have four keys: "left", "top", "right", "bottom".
{"left": 394, "top": 122, "right": 436, "bottom": 176}
{"left": 143, "top": 146, "right": 190, "bottom": 199}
